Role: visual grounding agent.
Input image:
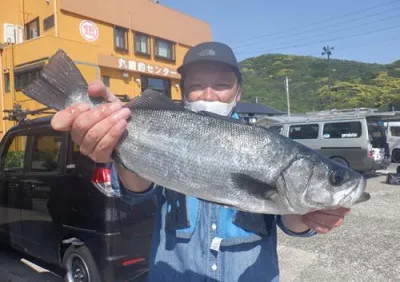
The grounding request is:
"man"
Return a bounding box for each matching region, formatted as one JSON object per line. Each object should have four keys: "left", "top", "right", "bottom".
{"left": 51, "top": 41, "right": 349, "bottom": 281}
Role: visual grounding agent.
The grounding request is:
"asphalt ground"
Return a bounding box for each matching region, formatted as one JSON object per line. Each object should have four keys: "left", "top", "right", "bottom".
{"left": 278, "top": 163, "right": 400, "bottom": 282}
{"left": 0, "top": 165, "right": 399, "bottom": 282}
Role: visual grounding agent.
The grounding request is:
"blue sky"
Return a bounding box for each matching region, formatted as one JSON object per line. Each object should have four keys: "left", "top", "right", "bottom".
{"left": 161, "top": 0, "right": 400, "bottom": 64}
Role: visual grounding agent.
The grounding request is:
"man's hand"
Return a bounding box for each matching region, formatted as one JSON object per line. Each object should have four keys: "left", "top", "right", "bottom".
{"left": 281, "top": 207, "right": 350, "bottom": 234}
{"left": 51, "top": 80, "right": 152, "bottom": 192}
{"left": 301, "top": 208, "right": 350, "bottom": 234}
{"left": 50, "top": 80, "right": 130, "bottom": 163}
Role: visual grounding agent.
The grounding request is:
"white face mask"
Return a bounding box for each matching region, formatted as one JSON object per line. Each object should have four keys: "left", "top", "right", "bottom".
{"left": 184, "top": 98, "right": 237, "bottom": 116}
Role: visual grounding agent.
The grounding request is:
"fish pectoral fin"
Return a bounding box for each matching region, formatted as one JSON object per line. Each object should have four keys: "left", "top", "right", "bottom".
{"left": 125, "top": 89, "right": 185, "bottom": 111}
{"left": 231, "top": 173, "right": 278, "bottom": 200}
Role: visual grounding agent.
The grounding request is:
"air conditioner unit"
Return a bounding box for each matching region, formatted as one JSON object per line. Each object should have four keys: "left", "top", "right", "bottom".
{"left": 3, "top": 23, "right": 16, "bottom": 44}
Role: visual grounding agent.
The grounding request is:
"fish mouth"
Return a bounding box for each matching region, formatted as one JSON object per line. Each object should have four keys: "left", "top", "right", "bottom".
{"left": 339, "top": 176, "right": 368, "bottom": 207}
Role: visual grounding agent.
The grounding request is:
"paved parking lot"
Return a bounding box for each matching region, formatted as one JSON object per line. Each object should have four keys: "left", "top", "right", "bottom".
{"left": 0, "top": 244, "right": 63, "bottom": 282}
{"left": 0, "top": 165, "right": 399, "bottom": 281}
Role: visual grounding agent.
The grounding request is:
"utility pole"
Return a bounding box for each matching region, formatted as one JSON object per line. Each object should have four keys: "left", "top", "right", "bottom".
{"left": 285, "top": 76, "right": 291, "bottom": 119}
{"left": 322, "top": 45, "right": 334, "bottom": 98}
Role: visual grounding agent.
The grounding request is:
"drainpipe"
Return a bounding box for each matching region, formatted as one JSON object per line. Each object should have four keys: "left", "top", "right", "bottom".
{"left": 11, "top": 44, "right": 16, "bottom": 102}
{"left": 20, "top": 0, "right": 25, "bottom": 27}
{"left": 0, "top": 49, "right": 5, "bottom": 136}
{"left": 54, "top": 0, "right": 59, "bottom": 37}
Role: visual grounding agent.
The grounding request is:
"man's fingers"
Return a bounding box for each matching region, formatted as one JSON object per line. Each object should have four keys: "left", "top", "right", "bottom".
{"left": 80, "top": 107, "right": 131, "bottom": 156}
{"left": 302, "top": 217, "right": 332, "bottom": 234}
{"left": 316, "top": 208, "right": 350, "bottom": 217}
{"left": 90, "top": 119, "right": 128, "bottom": 163}
{"left": 71, "top": 102, "right": 123, "bottom": 145}
{"left": 88, "top": 80, "right": 121, "bottom": 103}
{"left": 51, "top": 103, "right": 91, "bottom": 131}
{"left": 87, "top": 80, "right": 108, "bottom": 98}
{"left": 304, "top": 212, "right": 344, "bottom": 228}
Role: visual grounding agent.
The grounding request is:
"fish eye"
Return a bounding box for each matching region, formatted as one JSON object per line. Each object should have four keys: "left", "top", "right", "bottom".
{"left": 329, "top": 169, "right": 347, "bottom": 186}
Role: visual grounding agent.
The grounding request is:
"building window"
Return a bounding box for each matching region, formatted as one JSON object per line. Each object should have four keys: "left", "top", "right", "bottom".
{"left": 15, "top": 69, "right": 41, "bottom": 91}
{"left": 102, "top": 76, "right": 110, "bottom": 87}
{"left": 4, "top": 73, "right": 10, "bottom": 92}
{"left": 155, "top": 38, "right": 175, "bottom": 61}
{"left": 141, "top": 75, "right": 171, "bottom": 98}
{"left": 43, "top": 15, "right": 55, "bottom": 31}
{"left": 25, "top": 18, "right": 40, "bottom": 40}
{"left": 114, "top": 26, "right": 128, "bottom": 51}
{"left": 134, "top": 33, "right": 150, "bottom": 56}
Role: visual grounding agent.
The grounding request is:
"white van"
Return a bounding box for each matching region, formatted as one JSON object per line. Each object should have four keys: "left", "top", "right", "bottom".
{"left": 256, "top": 108, "right": 394, "bottom": 172}
{"left": 384, "top": 121, "right": 400, "bottom": 162}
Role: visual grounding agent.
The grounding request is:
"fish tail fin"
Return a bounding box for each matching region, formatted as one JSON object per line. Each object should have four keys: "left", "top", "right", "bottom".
{"left": 22, "top": 49, "right": 89, "bottom": 111}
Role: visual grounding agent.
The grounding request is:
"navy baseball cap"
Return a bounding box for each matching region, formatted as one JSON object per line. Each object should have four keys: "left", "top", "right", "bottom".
{"left": 177, "top": 41, "right": 241, "bottom": 79}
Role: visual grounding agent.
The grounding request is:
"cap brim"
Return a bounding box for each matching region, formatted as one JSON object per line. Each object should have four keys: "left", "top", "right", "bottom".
{"left": 177, "top": 58, "right": 239, "bottom": 75}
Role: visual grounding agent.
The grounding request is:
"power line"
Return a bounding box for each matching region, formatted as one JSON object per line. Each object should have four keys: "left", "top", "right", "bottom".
{"left": 236, "top": 24, "right": 400, "bottom": 57}
{"left": 229, "top": 0, "right": 400, "bottom": 47}
{"left": 234, "top": 13, "right": 400, "bottom": 54}
{"left": 233, "top": 7, "right": 400, "bottom": 51}
{"left": 335, "top": 37, "right": 400, "bottom": 54}
{"left": 254, "top": 37, "right": 400, "bottom": 62}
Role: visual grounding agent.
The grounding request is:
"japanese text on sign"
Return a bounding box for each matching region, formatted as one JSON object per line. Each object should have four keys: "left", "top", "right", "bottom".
{"left": 118, "top": 58, "right": 178, "bottom": 77}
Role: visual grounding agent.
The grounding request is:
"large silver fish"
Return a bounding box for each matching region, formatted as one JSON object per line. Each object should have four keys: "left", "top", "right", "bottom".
{"left": 22, "top": 50, "right": 370, "bottom": 215}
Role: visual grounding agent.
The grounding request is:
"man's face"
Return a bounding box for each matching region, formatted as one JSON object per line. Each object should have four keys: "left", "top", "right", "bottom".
{"left": 183, "top": 62, "right": 240, "bottom": 103}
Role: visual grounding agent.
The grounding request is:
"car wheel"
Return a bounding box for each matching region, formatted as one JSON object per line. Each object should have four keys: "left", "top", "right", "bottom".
{"left": 392, "top": 149, "right": 400, "bottom": 163}
{"left": 63, "top": 245, "right": 101, "bottom": 282}
{"left": 331, "top": 157, "right": 349, "bottom": 168}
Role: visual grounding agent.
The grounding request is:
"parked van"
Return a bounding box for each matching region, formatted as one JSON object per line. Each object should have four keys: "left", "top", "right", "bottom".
{"left": 256, "top": 108, "right": 393, "bottom": 172}
{"left": 384, "top": 121, "right": 400, "bottom": 162}
{"left": 0, "top": 116, "right": 156, "bottom": 282}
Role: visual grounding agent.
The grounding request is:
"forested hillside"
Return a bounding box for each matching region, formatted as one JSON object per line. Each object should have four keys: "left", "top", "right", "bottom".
{"left": 240, "top": 54, "right": 400, "bottom": 113}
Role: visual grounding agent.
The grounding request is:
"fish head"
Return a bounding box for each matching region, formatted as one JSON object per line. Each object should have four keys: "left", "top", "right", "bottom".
{"left": 278, "top": 155, "right": 367, "bottom": 213}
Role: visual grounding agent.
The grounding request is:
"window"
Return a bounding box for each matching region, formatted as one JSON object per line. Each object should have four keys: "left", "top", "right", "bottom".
{"left": 390, "top": 126, "right": 400, "bottom": 137}
{"left": 323, "top": 121, "right": 362, "bottom": 139}
{"left": 155, "top": 38, "right": 175, "bottom": 61}
{"left": 102, "top": 76, "right": 110, "bottom": 87}
{"left": 25, "top": 18, "right": 40, "bottom": 40}
{"left": 114, "top": 26, "right": 128, "bottom": 51}
{"left": 1, "top": 135, "right": 28, "bottom": 172}
{"left": 134, "top": 33, "right": 149, "bottom": 55}
{"left": 15, "top": 69, "right": 41, "bottom": 90}
{"left": 43, "top": 15, "right": 55, "bottom": 31}
{"left": 141, "top": 75, "right": 171, "bottom": 97}
{"left": 269, "top": 125, "right": 283, "bottom": 134}
{"left": 289, "top": 124, "right": 319, "bottom": 139}
{"left": 31, "top": 134, "right": 62, "bottom": 172}
{"left": 4, "top": 73, "right": 10, "bottom": 92}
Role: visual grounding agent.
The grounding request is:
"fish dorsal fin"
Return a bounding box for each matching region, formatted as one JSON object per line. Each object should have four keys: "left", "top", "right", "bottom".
{"left": 125, "top": 89, "right": 184, "bottom": 111}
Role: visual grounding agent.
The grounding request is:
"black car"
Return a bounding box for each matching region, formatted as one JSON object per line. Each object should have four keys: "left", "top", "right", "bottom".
{"left": 0, "top": 116, "right": 156, "bottom": 282}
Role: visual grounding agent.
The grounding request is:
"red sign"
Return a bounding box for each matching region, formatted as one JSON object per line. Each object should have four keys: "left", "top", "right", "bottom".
{"left": 79, "top": 20, "right": 99, "bottom": 42}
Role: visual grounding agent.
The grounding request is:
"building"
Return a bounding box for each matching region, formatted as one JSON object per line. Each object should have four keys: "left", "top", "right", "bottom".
{"left": 0, "top": 0, "right": 212, "bottom": 138}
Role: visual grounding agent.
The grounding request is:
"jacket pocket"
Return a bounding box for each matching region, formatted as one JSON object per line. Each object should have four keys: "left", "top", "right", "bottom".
{"left": 164, "top": 191, "right": 200, "bottom": 239}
